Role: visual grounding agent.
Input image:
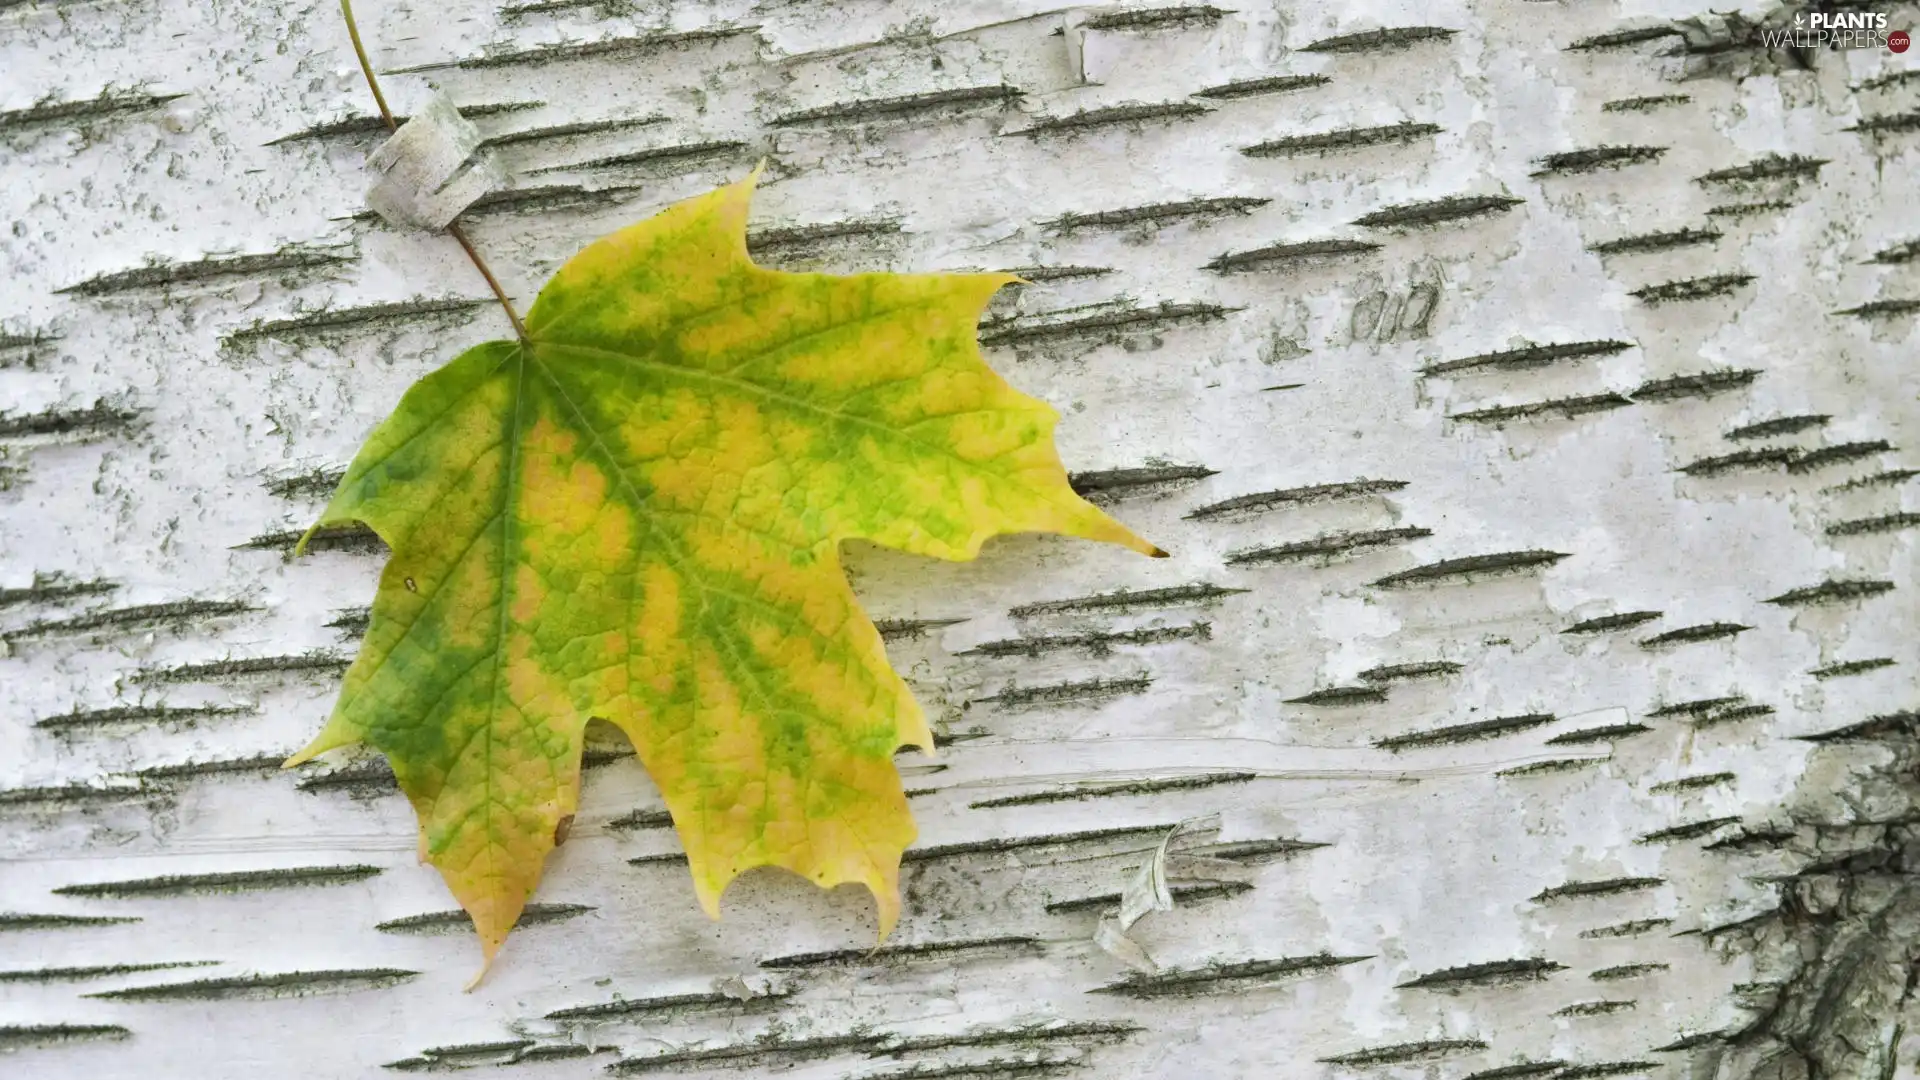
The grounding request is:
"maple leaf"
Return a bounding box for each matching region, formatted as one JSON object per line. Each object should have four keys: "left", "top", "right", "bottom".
{"left": 285, "top": 169, "right": 1160, "bottom": 974}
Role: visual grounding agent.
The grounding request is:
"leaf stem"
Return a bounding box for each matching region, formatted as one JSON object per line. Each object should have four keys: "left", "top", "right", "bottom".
{"left": 338, "top": 0, "right": 530, "bottom": 342}
{"left": 446, "top": 224, "right": 530, "bottom": 342}
{"left": 337, "top": 0, "right": 394, "bottom": 129}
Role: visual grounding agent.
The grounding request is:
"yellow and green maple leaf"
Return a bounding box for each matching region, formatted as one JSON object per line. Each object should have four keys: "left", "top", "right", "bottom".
{"left": 287, "top": 169, "right": 1159, "bottom": 972}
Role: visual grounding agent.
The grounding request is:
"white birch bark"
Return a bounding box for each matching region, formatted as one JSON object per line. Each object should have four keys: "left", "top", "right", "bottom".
{"left": 3, "top": 1, "right": 1917, "bottom": 1077}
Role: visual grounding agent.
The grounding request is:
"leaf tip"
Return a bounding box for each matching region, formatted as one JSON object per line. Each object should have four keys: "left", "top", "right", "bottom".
{"left": 283, "top": 719, "right": 358, "bottom": 768}
{"left": 289, "top": 521, "right": 324, "bottom": 559}
{"left": 461, "top": 908, "right": 515, "bottom": 990}
{"left": 982, "top": 271, "right": 1025, "bottom": 299}
{"left": 1107, "top": 526, "right": 1168, "bottom": 560}
{"left": 694, "top": 876, "right": 727, "bottom": 922}
{"left": 871, "top": 883, "right": 902, "bottom": 942}
{"left": 1065, "top": 503, "right": 1166, "bottom": 562}
{"left": 896, "top": 699, "right": 935, "bottom": 758}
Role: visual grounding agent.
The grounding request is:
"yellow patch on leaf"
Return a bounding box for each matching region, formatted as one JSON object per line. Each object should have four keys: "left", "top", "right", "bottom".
{"left": 285, "top": 169, "right": 1160, "bottom": 980}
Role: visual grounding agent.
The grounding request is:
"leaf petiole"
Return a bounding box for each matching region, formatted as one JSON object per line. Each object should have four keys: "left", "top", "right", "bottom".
{"left": 337, "top": 0, "right": 530, "bottom": 342}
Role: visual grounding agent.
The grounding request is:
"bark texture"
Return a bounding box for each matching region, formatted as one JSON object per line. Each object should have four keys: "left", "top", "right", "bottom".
{"left": 2, "top": 1, "right": 1917, "bottom": 1077}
